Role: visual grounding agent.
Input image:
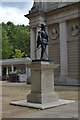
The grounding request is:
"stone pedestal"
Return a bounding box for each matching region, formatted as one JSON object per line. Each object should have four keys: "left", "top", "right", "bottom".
{"left": 27, "top": 60, "right": 59, "bottom": 104}
{"left": 10, "top": 60, "right": 75, "bottom": 109}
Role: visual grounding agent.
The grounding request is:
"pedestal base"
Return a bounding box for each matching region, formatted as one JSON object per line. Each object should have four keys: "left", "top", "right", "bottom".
{"left": 27, "top": 60, "right": 59, "bottom": 104}
{"left": 27, "top": 92, "right": 59, "bottom": 104}
{"left": 10, "top": 99, "right": 75, "bottom": 110}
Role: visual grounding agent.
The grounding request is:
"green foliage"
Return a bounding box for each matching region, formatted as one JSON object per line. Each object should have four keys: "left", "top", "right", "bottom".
{"left": 1, "top": 22, "right": 30, "bottom": 59}
{"left": 2, "top": 27, "right": 13, "bottom": 59}
{"left": 12, "top": 49, "right": 27, "bottom": 58}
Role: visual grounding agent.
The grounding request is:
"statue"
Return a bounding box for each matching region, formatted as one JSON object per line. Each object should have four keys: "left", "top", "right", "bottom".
{"left": 35, "top": 24, "right": 48, "bottom": 60}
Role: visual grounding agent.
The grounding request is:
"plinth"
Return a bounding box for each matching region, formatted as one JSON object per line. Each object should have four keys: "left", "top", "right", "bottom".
{"left": 27, "top": 60, "right": 59, "bottom": 104}
{"left": 10, "top": 60, "right": 75, "bottom": 109}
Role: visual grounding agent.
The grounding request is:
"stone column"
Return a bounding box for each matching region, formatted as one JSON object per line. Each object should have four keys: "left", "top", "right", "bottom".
{"left": 25, "top": 66, "right": 27, "bottom": 75}
{"left": 40, "top": 0, "right": 47, "bottom": 9}
{"left": 36, "top": 25, "right": 41, "bottom": 59}
{"left": 11, "top": 65, "right": 14, "bottom": 73}
{"left": 30, "top": 28, "right": 36, "bottom": 60}
{"left": 6, "top": 67, "right": 8, "bottom": 76}
{"left": 0, "top": 65, "right": 2, "bottom": 80}
{"left": 59, "top": 21, "right": 68, "bottom": 76}
{"left": 45, "top": 26, "right": 49, "bottom": 60}
{"left": 25, "top": 66, "right": 28, "bottom": 83}
{"left": 27, "top": 68, "right": 31, "bottom": 84}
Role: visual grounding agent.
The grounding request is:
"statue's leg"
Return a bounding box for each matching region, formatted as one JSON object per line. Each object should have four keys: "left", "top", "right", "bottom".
{"left": 41, "top": 44, "right": 46, "bottom": 60}
{"left": 41, "top": 45, "right": 44, "bottom": 60}
{"left": 43, "top": 44, "right": 46, "bottom": 55}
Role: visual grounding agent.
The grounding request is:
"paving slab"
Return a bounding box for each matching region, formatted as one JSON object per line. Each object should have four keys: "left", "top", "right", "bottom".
{"left": 17, "top": 101, "right": 78, "bottom": 118}
{"left": 10, "top": 99, "right": 75, "bottom": 110}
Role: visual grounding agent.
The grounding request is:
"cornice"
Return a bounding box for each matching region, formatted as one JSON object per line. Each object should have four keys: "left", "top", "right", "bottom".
{"left": 24, "top": 8, "right": 45, "bottom": 19}
{"left": 45, "top": 2, "right": 79, "bottom": 17}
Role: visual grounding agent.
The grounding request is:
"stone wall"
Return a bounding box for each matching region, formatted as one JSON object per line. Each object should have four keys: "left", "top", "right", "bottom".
{"left": 67, "top": 18, "right": 79, "bottom": 80}
{"left": 47, "top": 17, "right": 79, "bottom": 85}
{"left": 48, "top": 23, "right": 60, "bottom": 76}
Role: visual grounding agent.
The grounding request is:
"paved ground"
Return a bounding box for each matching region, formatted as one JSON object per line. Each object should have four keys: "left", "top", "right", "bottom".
{"left": 17, "top": 101, "right": 78, "bottom": 118}
{"left": 1, "top": 81, "right": 79, "bottom": 119}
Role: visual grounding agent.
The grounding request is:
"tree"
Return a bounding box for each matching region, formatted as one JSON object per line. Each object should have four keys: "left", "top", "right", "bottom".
{"left": 2, "top": 27, "right": 13, "bottom": 59}
{"left": 2, "top": 22, "right": 30, "bottom": 59}
{"left": 12, "top": 49, "right": 27, "bottom": 58}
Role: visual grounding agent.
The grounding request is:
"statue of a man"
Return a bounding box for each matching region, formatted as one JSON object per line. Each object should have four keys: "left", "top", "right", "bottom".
{"left": 37, "top": 24, "right": 48, "bottom": 60}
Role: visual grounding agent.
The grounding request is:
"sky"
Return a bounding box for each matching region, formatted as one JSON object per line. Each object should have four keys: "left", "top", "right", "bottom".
{"left": 0, "top": 0, "right": 33, "bottom": 25}
{"left": 0, "top": 0, "right": 78, "bottom": 25}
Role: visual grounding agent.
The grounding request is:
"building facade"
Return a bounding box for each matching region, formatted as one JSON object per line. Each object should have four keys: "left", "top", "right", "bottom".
{"left": 25, "top": 1, "right": 80, "bottom": 85}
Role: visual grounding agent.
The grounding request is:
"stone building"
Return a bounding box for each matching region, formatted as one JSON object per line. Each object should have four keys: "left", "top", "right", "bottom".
{"left": 25, "top": 1, "right": 80, "bottom": 85}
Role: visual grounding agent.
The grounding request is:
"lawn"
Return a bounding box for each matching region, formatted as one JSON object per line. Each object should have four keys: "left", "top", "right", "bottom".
{"left": 2, "top": 82, "right": 78, "bottom": 118}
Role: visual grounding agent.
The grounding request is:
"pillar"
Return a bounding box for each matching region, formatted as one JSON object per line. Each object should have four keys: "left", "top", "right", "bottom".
{"left": 6, "top": 67, "right": 8, "bottom": 76}
{"left": 59, "top": 21, "right": 68, "bottom": 76}
{"left": 11, "top": 65, "right": 14, "bottom": 73}
{"left": 27, "top": 68, "right": 31, "bottom": 84}
{"left": 25, "top": 66, "right": 27, "bottom": 75}
{"left": 30, "top": 28, "right": 36, "bottom": 60}
{"left": 45, "top": 26, "right": 49, "bottom": 60}
{"left": 0, "top": 65, "right": 2, "bottom": 80}
{"left": 25, "top": 66, "right": 27, "bottom": 83}
{"left": 36, "top": 25, "right": 41, "bottom": 59}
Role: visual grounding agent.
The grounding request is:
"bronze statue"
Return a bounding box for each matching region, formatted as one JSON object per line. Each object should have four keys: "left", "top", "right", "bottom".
{"left": 36, "top": 24, "right": 48, "bottom": 60}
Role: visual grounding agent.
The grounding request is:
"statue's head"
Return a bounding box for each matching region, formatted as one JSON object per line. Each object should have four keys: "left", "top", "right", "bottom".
{"left": 41, "top": 23, "right": 45, "bottom": 30}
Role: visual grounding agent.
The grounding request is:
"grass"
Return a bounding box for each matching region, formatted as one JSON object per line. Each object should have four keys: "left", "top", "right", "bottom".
{"left": 2, "top": 82, "right": 78, "bottom": 118}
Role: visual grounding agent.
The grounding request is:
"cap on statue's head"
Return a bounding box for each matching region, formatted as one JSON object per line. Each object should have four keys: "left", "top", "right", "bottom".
{"left": 41, "top": 23, "right": 45, "bottom": 29}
